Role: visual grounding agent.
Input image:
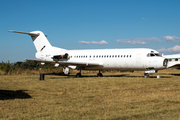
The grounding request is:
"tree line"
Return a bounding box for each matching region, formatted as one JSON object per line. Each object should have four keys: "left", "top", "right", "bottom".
{"left": 0, "top": 61, "right": 62, "bottom": 75}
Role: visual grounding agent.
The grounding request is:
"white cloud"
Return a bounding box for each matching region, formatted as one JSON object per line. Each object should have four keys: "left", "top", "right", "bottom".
{"left": 164, "top": 36, "right": 180, "bottom": 42}
{"left": 117, "top": 37, "right": 161, "bottom": 44}
{"left": 157, "top": 45, "right": 180, "bottom": 53}
{"left": 79, "top": 40, "right": 108, "bottom": 45}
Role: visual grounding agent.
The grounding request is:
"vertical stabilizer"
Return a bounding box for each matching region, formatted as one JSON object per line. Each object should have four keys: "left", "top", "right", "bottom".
{"left": 30, "top": 31, "right": 52, "bottom": 52}
{"left": 9, "top": 30, "right": 65, "bottom": 52}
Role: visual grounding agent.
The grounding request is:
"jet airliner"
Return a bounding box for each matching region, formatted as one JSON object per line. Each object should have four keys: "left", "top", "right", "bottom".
{"left": 163, "top": 54, "right": 180, "bottom": 69}
{"left": 9, "top": 30, "right": 168, "bottom": 78}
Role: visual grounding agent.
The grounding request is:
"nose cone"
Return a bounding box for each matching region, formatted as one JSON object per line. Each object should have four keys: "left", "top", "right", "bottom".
{"left": 150, "top": 57, "right": 168, "bottom": 70}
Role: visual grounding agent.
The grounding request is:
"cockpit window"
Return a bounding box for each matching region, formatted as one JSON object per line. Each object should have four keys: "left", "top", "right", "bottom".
{"left": 150, "top": 53, "right": 155, "bottom": 56}
{"left": 154, "top": 53, "right": 162, "bottom": 57}
{"left": 147, "top": 53, "right": 162, "bottom": 57}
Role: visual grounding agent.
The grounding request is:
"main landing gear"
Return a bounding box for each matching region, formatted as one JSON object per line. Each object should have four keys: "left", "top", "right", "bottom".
{"left": 75, "top": 70, "right": 103, "bottom": 77}
{"left": 76, "top": 69, "right": 81, "bottom": 77}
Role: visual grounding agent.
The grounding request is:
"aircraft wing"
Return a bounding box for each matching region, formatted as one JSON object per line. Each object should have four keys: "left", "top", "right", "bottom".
{"left": 25, "top": 59, "right": 102, "bottom": 68}
{"left": 167, "top": 61, "right": 180, "bottom": 69}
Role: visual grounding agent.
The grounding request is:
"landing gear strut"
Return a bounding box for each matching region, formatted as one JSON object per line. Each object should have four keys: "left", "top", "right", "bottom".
{"left": 144, "top": 73, "right": 149, "bottom": 78}
{"left": 97, "top": 70, "right": 103, "bottom": 77}
{"left": 76, "top": 69, "right": 82, "bottom": 77}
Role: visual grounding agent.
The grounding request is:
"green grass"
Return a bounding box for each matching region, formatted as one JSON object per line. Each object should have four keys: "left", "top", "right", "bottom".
{"left": 0, "top": 70, "right": 180, "bottom": 119}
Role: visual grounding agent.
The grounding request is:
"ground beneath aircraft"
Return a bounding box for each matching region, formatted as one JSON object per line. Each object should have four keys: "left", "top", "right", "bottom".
{"left": 0, "top": 69, "right": 180, "bottom": 119}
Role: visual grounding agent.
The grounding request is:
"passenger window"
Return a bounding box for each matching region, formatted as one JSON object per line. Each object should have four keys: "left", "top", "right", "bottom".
{"left": 104, "top": 55, "right": 106, "bottom": 58}
{"left": 124, "top": 55, "right": 125, "bottom": 57}
{"left": 96, "top": 55, "right": 98, "bottom": 58}
{"left": 89, "top": 56, "right": 91, "bottom": 58}
{"left": 112, "top": 55, "right": 114, "bottom": 58}
{"left": 93, "top": 55, "right": 95, "bottom": 58}
{"left": 107, "top": 55, "right": 108, "bottom": 58}
{"left": 175, "top": 58, "right": 178, "bottom": 61}
{"left": 127, "top": 55, "right": 128, "bottom": 57}
{"left": 109, "top": 55, "right": 111, "bottom": 58}
{"left": 130, "top": 55, "right": 132, "bottom": 57}
{"left": 169, "top": 59, "right": 172, "bottom": 61}
{"left": 121, "top": 55, "right": 123, "bottom": 58}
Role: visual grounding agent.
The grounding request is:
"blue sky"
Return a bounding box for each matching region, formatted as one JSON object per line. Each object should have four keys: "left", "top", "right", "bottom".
{"left": 1, "top": 0, "right": 180, "bottom": 62}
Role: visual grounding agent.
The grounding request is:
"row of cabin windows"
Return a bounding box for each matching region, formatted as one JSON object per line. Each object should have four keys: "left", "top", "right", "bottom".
{"left": 72, "top": 55, "right": 132, "bottom": 58}
{"left": 168, "top": 58, "right": 179, "bottom": 62}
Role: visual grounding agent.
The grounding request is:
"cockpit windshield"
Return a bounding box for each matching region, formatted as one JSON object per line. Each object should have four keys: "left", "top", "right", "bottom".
{"left": 147, "top": 53, "right": 162, "bottom": 57}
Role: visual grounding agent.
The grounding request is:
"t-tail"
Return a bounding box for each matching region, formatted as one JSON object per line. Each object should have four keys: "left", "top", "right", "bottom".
{"left": 8, "top": 30, "right": 66, "bottom": 53}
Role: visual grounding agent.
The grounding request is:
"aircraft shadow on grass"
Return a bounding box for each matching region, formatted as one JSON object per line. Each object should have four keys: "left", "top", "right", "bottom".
{"left": 47, "top": 73, "right": 132, "bottom": 78}
{"left": 171, "top": 73, "right": 180, "bottom": 76}
{"left": 46, "top": 73, "right": 171, "bottom": 78}
{"left": 0, "top": 90, "right": 32, "bottom": 100}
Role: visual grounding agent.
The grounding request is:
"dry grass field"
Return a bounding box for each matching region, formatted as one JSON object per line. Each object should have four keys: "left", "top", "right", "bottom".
{"left": 0, "top": 69, "right": 180, "bottom": 120}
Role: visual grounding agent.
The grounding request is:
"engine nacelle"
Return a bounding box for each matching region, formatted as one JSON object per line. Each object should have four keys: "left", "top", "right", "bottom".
{"left": 63, "top": 67, "right": 70, "bottom": 75}
{"left": 52, "top": 53, "right": 69, "bottom": 61}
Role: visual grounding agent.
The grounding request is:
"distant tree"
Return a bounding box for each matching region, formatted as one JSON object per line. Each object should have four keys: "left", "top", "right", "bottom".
{"left": 0, "top": 61, "right": 12, "bottom": 74}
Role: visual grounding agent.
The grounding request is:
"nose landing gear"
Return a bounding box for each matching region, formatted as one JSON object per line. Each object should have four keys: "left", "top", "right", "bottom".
{"left": 144, "top": 73, "right": 149, "bottom": 78}
{"left": 144, "top": 70, "right": 157, "bottom": 78}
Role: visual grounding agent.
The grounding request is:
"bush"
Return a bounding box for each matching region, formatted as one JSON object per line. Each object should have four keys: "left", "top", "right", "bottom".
{"left": 0, "top": 61, "right": 64, "bottom": 75}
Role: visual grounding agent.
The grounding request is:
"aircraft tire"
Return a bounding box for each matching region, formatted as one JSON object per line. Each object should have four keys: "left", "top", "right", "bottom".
{"left": 76, "top": 73, "right": 81, "bottom": 77}
{"left": 144, "top": 73, "right": 149, "bottom": 78}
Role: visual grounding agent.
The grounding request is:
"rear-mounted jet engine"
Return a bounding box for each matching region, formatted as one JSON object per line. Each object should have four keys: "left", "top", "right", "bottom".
{"left": 52, "top": 53, "right": 69, "bottom": 61}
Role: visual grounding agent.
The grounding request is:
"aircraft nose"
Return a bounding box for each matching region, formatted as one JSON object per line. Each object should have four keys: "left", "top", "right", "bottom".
{"left": 163, "top": 58, "right": 168, "bottom": 67}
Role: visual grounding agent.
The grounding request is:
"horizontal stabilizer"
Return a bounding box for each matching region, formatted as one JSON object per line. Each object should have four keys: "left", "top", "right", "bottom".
{"left": 8, "top": 30, "right": 40, "bottom": 37}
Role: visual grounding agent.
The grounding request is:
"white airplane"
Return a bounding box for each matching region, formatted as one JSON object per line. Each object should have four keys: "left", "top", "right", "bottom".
{"left": 9, "top": 30, "right": 168, "bottom": 78}
{"left": 163, "top": 54, "right": 180, "bottom": 69}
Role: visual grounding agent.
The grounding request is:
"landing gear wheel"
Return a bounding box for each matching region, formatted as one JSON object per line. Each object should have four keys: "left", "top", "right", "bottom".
{"left": 144, "top": 73, "right": 149, "bottom": 78}
{"left": 76, "top": 73, "right": 81, "bottom": 77}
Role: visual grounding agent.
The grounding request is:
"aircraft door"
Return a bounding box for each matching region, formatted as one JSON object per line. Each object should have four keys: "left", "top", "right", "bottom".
{"left": 136, "top": 53, "right": 141, "bottom": 68}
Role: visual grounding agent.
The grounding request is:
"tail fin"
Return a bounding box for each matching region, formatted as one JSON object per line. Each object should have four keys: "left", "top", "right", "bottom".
{"left": 8, "top": 30, "right": 65, "bottom": 52}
